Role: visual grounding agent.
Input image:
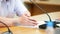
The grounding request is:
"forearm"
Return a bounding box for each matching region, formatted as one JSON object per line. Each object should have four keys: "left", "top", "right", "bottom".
{"left": 0, "top": 17, "right": 20, "bottom": 27}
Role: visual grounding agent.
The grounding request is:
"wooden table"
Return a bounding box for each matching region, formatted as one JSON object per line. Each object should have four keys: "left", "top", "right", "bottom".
{"left": 32, "top": 12, "right": 60, "bottom": 21}
{"left": 0, "top": 12, "right": 60, "bottom": 34}
{"left": 24, "top": 0, "right": 60, "bottom": 16}
{"left": 24, "top": 0, "right": 60, "bottom": 5}
{"left": 0, "top": 26, "right": 46, "bottom": 34}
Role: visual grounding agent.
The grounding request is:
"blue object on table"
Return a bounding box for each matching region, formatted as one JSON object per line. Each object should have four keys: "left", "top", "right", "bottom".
{"left": 45, "top": 21, "right": 54, "bottom": 27}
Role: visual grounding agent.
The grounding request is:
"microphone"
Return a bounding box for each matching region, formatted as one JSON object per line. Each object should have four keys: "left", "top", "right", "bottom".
{"left": 29, "top": 0, "right": 52, "bottom": 22}
{"left": 29, "top": 0, "right": 60, "bottom": 29}
{"left": 0, "top": 21, "right": 13, "bottom": 34}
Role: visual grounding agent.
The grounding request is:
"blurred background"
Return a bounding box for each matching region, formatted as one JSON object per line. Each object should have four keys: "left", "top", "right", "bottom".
{"left": 23, "top": 0, "right": 60, "bottom": 21}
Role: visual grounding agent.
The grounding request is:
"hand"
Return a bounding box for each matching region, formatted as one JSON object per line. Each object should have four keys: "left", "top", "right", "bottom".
{"left": 19, "top": 14, "right": 37, "bottom": 26}
{"left": 23, "top": 11, "right": 31, "bottom": 17}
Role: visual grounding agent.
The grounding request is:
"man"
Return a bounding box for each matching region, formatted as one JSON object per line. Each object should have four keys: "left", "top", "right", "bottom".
{"left": 0, "top": 0, "right": 37, "bottom": 27}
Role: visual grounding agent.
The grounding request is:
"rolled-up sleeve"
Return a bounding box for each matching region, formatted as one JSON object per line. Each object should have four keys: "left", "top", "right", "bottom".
{"left": 14, "top": 0, "right": 28, "bottom": 16}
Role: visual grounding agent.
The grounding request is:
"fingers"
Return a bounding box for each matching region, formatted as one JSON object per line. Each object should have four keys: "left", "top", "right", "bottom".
{"left": 26, "top": 18, "right": 38, "bottom": 26}
{"left": 25, "top": 14, "right": 30, "bottom": 17}
{"left": 20, "top": 18, "right": 38, "bottom": 26}
{"left": 26, "top": 17, "right": 38, "bottom": 26}
{"left": 22, "top": 12, "right": 31, "bottom": 17}
{"left": 25, "top": 21, "right": 36, "bottom": 26}
{"left": 20, "top": 14, "right": 38, "bottom": 26}
{"left": 29, "top": 18, "right": 37, "bottom": 22}
{"left": 20, "top": 20, "right": 35, "bottom": 26}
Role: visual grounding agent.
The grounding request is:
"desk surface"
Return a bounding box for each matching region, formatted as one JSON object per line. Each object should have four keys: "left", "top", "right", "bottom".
{"left": 0, "top": 12, "right": 60, "bottom": 34}
{"left": 0, "top": 26, "right": 46, "bottom": 34}
{"left": 32, "top": 12, "right": 60, "bottom": 21}
{"left": 24, "top": 0, "right": 60, "bottom": 6}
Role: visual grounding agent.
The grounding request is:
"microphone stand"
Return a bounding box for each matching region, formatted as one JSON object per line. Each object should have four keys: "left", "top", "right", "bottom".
{"left": 0, "top": 21, "right": 13, "bottom": 34}
{"left": 29, "top": 0, "right": 60, "bottom": 29}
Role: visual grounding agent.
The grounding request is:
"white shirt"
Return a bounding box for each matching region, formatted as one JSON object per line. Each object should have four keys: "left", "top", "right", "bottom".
{"left": 0, "top": 0, "right": 28, "bottom": 18}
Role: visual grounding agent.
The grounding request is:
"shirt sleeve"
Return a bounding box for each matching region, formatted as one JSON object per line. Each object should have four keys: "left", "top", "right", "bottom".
{"left": 14, "top": 0, "right": 28, "bottom": 16}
